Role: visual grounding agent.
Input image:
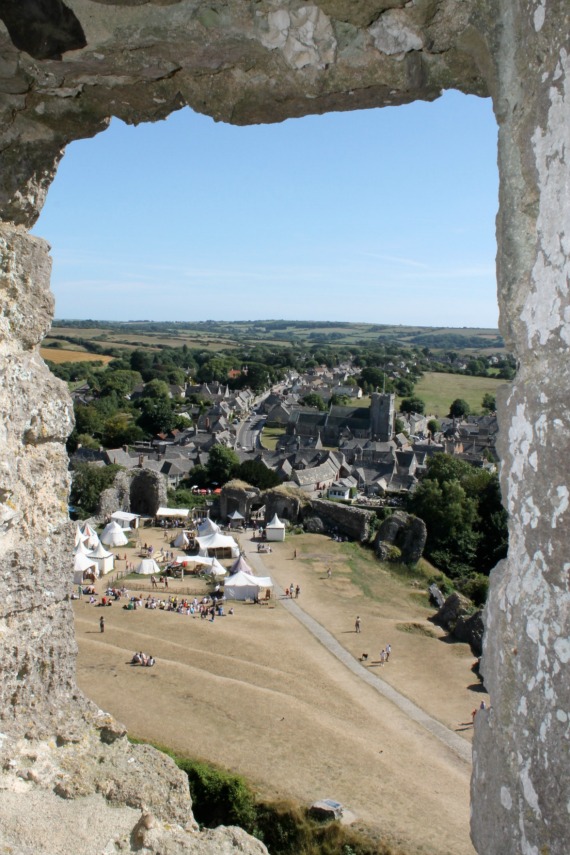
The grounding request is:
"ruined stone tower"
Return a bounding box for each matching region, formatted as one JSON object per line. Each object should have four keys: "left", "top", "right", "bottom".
{"left": 369, "top": 391, "right": 395, "bottom": 442}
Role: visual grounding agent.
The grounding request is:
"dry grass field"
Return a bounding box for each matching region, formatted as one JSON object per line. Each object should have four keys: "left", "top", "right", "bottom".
{"left": 74, "top": 530, "right": 484, "bottom": 855}
{"left": 41, "top": 348, "right": 114, "bottom": 364}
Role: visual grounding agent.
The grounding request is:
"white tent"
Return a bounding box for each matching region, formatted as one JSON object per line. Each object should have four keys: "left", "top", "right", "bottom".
{"left": 266, "top": 513, "right": 286, "bottom": 542}
{"left": 80, "top": 522, "right": 97, "bottom": 538}
{"left": 156, "top": 507, "right": 189, "bottom": 519}
{"left": 224, "top": 570, "right": 273, "bottom": 601}
{"left": 197, "top": 517, "right": 221, "bottom": 536}
{"left": 111, "top": 511, "right": 140, "bottom": 530}
{"left": 74, "top": 526, "right": 87, "bottom": 547}
{"left": 172, "top": 530, "right": 190, "bottom": 549}
{"left": 74, "top": 538, "right": 90, "bottom": 556}
{"left": 203, "top": 558, "right": 228, "bottom": 578}
{"left": 135, "top": 558, "right": 162, "bottom": 575}
{"left": 100, "top": 520, "right": 129, "bottom": 547}
{"left": 73, "top": 552, "right": 98, "bottom": 579}
{"left": 196, "top": 532, "right": 239, "bottom": 559}
{"left": 229, "top": 554, "right": 254, "bottom": 575}
{"left": 88, "top": 542, "right": 114, "bottom": 575}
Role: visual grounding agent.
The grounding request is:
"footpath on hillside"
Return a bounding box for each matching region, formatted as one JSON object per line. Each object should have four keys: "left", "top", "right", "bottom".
{"left": 248, "top": 548, "right": 472, "bottom": 766}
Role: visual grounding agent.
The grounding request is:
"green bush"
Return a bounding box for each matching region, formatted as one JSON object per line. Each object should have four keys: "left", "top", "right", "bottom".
{"left": 176, "top": 759, "right": 257, "bottom": 832}
{"left": 457, "top": 573, "right": 489, "bottom": 606}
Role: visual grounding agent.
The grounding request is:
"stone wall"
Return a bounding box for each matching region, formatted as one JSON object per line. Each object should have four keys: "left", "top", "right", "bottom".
{"left": 0, "top": 2, "right": 568, "bottom": 853}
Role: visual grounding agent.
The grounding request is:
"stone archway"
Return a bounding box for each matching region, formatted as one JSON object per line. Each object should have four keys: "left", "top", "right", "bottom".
{"left": 0, "top": 3, "right": 568, "bottom": 854}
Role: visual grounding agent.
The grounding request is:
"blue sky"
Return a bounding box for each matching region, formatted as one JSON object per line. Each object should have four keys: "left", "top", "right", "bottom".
{"left": 34, "top": 90, "right": 499, "bottom": 327}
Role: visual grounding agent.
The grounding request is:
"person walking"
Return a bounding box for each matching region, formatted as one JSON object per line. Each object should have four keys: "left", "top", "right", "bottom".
{"left": 99, "top": 616, "right": 105, "bottom": 633}
{"left": 385, "top": 642, "right": 391, "bottom": 661}
{"left": 355, "top": 616, "right": 361, "bottom": 633}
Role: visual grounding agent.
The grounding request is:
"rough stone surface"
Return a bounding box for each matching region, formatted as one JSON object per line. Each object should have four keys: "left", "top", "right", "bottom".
{"left": 306, "top": 498, "right": 375, "bottom": 541}
{"left": 454, "top": 609, "right": 484, "bottom": 657}
{"left": 375, "top": 510, "right": 427, "bottom": 564}
{"left": 219, "top": 481, "right": 261, "bottom": 519}
{"left": 0, "top": 2, "right": 568, "bottom": 854}
{"left": 130, "top": 468, "right": 167, "bottom": 516}
{"left": 433, "top": 592, "right": 473, "bottom": 630}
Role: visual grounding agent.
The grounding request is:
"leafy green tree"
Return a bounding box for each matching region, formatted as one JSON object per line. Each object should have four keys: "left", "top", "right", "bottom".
{"left": 427, "top": 418, "right": 440, "bottom": 435}
{"left": 400, "top": 396, "right": 425, "bottom": 415}
{"left": 408, "top": 453, "right": 508, "bottom": 578}
{"left": 101, "top": 413, "right": 145, "bottom": 447}
{"left": 70, "top": 463, "right": 123, "bottom": 516}
{"left": 394, "top": 417, "right": 406, "bottom": 435}
{"left": 330, "top": 393, "right": 350, "bottom": 406}
{"left": 300, "top": 393, "right": 327, "bottom": 411}
{"left": 141, "top": 378, "right": 171, "bottom": 399}
{"left": 136, "top": 397, "right": 179, "bottom": 435}
{"left": 74, "top": 405, "right": 103, "bottom": 437}
{"left": 394, "top": 377, "right": 414, "bottom": 397}
{"left": 449, "top": 398, "right": 470, "bottom": 418}
{"left": 75, "top": 434, "right": 100, "bottom": 450}
{"left": 100, "top": 369, "right": 142, "bottom": 398}
{"left": 236, "top": 460, "right": 281, "bottom": 490}
{"left": 207, "top": 445, "right": 240, "bottom": 485}
{"left": 482, "top": 393, "right": 497, "bottom": 413}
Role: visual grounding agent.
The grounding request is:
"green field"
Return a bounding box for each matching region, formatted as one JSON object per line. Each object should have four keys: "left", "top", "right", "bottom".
{"left": 260, "top": 426, "right": 286, "bottom": 450}
{"left": 48, "top": 320, "right": 504, "bottom": 351}
{"left": 413, "top": 372, "right": 506, "bottom": 417}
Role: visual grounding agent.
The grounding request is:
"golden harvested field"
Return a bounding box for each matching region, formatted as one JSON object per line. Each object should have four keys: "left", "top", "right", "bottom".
{"left": 41, "top": 348, "right": 114, "bottom": 364}
{"left": 75, "top": 531, "right": 483, "bottom": 855}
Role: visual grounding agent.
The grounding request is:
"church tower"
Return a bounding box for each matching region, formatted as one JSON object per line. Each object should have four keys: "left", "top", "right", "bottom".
{"left": 370, "top": 392, "right": 395, "bottom": 441}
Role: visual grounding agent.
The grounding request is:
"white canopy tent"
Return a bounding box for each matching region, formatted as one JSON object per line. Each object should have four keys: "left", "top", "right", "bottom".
{"left": 224, "top": 570, "right": 273, "bottom": 601}
{"left": 196, "top": 532, "right": 239, "bottom": 559}
{"left": 266, "top": 513, "right": 286, "bottom": 542}
{"left": 74, "top": 538, "right": 90, "bottom": 556}
{"left": 203, "top": 558, "right": 228, "bottom": 578}
{"left": 227, "top": 509, "right": 245, "bottom": 528}
{"left": 73, "top": 552, "right": 98, "bottom": 582}
{"left": 196, "top": 517, "right": 221, "bottom": 537}
{"left": 135, "top": 558, "right": 162, "bottom": 575}
{"left": 156, "top": 507, "right": 189, "bottom": 519}
{"left": 88, "top": 542, "right": 114, "bottom": 575}
{"left": 100, "top": 520, "right": 129, "bottom": 547}
{"left": 74, "top": 526, "right": 87, "bottom": 547}
{"left": 172, "top": 530, "right": 190, "bottom": 549}
{"left": 111, "top": 511, "right": 140, "bottom": 530}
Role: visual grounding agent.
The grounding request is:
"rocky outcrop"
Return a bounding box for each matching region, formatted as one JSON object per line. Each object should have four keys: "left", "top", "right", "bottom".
{"left": 1, "top": 2, "right": 569, "bottom": 854}
{"left": 454, "top": 610, "right": 484, "bottom": 657}
{"left": 99, "top": 469, "right": 132, "bottom": 519}
{"left": 130, "top": 469, "right": 167, "bottom": 516}
{"left": 433, "top": 592, "right": 473, "bottom": 629}
{"left": 375, "top": 511, "right": 427, "bottom": 565}
{"left": 432, "top": 593, "right": 484, "bottom": 656}
{"left": 305, "top": 498, "right": 374, "bottom": 541}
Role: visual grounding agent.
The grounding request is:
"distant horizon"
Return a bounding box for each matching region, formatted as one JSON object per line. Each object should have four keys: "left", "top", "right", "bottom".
{"left": 52, "top": 317, "right": 500, "bottom": 332}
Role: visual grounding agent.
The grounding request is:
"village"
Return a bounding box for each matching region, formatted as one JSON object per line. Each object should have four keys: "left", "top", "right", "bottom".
{"left": 69, "top": 358, "right": 500, "bottom": 508}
